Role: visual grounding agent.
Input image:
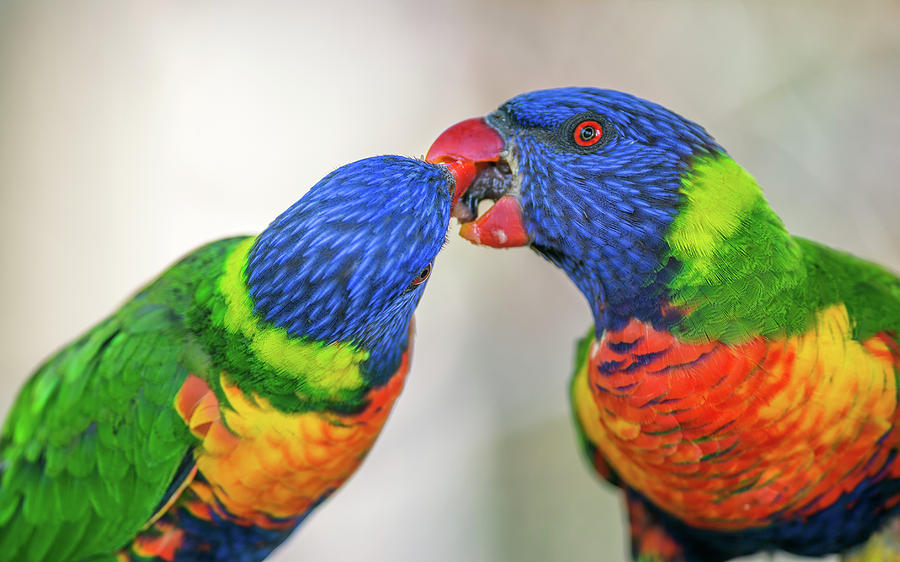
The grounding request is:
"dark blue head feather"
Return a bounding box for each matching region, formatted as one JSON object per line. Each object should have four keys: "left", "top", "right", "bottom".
{"left": 491, "top": 88, "right": 722, "bottom": 331}
{"left": 245, "top": 155, "right": 451, "bottom": 383}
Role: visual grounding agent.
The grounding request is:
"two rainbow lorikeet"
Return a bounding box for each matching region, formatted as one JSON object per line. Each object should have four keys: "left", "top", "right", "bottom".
{"left": 3, "top": 87, "right": 899, "bottom": 562}
{"left": 426, "top": 87, "right": 900, "bottom": 561}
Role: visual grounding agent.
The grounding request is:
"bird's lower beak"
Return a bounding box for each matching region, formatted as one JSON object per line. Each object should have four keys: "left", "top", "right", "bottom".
{"left": 426, "top": 117, "right": 531, "bottom": 248}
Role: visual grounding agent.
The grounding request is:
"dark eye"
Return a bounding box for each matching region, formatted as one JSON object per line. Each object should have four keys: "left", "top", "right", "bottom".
{"left": 410, "top": 264, "right": 432, "bottom": 287}
{"left": 573, "top": 120, "right": 603, "bottom": 147}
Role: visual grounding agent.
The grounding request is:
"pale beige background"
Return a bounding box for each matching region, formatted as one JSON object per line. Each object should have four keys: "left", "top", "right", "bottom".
{"left": 2, "top": 1, "right": 899, "bottom": 561}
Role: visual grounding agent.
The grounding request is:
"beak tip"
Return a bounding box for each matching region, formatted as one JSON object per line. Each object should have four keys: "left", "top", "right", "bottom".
{"left": 438, "top": 159, "right": 476, "bottom": 208}
{"left": 458, "top": 221, "right": 482, "bottom": 244}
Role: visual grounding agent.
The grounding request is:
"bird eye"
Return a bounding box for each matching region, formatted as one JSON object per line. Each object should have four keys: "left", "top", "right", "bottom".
{"left": 560, "top": 113, "right": 612, "bottom": 153}
{"left": 410, "top": 264, "right": 432, "bottom": 287}
{"left": 573, "top": 120, "right": 603, "bottom": 147}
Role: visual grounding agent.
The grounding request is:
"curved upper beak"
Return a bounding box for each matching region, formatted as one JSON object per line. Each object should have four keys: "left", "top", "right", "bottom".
{"left": 426, "top": 117, "right": 503, "bottom": 208}
{"left": 426, "top": 117, "right": 531, "bottom": 248}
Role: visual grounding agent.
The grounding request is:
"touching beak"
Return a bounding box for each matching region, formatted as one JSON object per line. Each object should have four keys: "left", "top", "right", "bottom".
{"left": 426, "top": 117, "right": 531, "bottom": 248}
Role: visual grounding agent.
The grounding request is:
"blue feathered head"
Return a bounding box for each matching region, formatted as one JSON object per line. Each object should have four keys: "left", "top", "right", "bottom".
{"left": 427, "top": 87, "right": 723, "bottom": 329}
{"left": 245, "top": 156, "right": 454, "bottom": 382}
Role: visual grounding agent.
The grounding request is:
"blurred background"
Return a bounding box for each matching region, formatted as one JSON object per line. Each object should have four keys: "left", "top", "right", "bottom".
{"left": 1, "top": 1, "right": 899, "bottom": 560}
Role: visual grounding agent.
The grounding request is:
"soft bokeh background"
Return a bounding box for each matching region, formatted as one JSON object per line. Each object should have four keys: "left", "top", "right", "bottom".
{"left": 2, "top": 1, "right": 899, "bottom": 560}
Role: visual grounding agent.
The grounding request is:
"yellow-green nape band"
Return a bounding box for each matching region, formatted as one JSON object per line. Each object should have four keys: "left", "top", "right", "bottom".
{"left": 218, "top": 238, "right": 368, "bottom": 393}
{"left": 667, "top": 153, "right": 764, "bottom": 263}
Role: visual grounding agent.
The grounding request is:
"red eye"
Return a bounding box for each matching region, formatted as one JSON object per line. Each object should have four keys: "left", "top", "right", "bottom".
{"left": 410, "top": 264, "right": 432, "bottom": 286}
{"left": 573, "top": 120, "right": 603, "bottom": 147}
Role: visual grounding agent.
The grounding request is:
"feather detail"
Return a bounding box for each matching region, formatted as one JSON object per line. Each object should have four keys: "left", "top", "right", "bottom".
{"left": 575, "top": 304, "right": 900, "bottom": 532}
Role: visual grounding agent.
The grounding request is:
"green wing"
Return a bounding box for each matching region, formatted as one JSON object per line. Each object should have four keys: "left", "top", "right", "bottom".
{"left": 0, "top": 238, "right": 242, "bottom": 562}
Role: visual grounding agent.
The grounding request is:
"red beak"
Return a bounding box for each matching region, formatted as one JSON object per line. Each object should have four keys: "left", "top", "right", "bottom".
{"left": 426, "top": 117, "right": 531, "bottom": 248}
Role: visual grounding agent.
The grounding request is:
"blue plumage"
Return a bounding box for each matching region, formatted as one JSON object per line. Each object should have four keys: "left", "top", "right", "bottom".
{"left": 246, "top": 155, "right": 452, "bottom": 383}
{"left": 489, "top": 88, "right": 721, "bottom": 332}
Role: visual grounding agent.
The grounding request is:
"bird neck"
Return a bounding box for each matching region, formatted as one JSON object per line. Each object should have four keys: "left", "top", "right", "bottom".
{"left": 568, "top": 153, "right": 808, "bottom": 344}
{"left": 190, "top": 238, "right": 406, "bottom": 414}
{"left": 661, "top": 154, "right": 807, "bottom": 344}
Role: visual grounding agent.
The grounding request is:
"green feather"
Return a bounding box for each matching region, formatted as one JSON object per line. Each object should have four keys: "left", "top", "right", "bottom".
{"left": 0, "top": 239, "right": 243, "bottom": 560}
{"left": 48, "top": 515, "right": 92, "bottom": 561}
{"left": 666, "top": 153, "right": 900, "bottom": 343}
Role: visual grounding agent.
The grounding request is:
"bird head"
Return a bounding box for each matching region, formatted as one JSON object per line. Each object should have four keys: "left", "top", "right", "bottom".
{"left": 245, "top": 155, "right": 464, "bottom": 383}
{"left": 427, "top": 88, "right": 788, "bottom": 332}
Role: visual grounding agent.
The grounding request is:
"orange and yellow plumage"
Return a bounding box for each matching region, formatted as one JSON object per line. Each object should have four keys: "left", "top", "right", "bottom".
{"left": 574, "top": 305, "right": 900, "bottom": 530}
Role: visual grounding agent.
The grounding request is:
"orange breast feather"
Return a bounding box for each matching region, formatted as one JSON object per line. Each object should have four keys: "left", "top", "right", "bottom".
{"left": 574, "top": 305, "right": 900, "bottom": 530}
{"left": 172, "top": 351, "right": 410, "bottom": 529}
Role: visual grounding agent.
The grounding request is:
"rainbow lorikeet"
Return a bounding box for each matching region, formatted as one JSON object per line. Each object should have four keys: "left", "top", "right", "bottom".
{"left": 0, "top": 155, "right": 468, "bottom": 561}
{"left": 426, "top": 88, "right": 900, "bottom": 561}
